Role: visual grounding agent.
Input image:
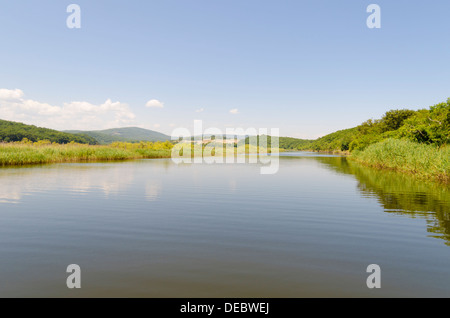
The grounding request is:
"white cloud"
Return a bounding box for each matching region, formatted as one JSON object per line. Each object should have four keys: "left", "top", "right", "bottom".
{"left": 195, "top": 108, "right": 204, "bottom": 113}
{"left": 146, "top": 99, "right": 164, "bottom": 108}
{"left": 0, "top": 88, "right": 137, "bottom": 130}
{"left": 229, "top": 108, "right": 239, "bottom": 114}
{"left": 153, "top": 123, "right": 161, "bottom": 129}
{"left": 0, "top": 88, "right": 24, "bottom": 100}
{"left": 145, "top": 181, "right": 161, "bottom": 202}
{"left": 22, "top": 99, "right": 61, "bottom": 115}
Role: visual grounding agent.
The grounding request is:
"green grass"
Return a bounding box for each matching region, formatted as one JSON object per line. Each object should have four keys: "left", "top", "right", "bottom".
{"left": 351, "top": 138, "right": 450, "bottom": 183}
{"left": 0, "top": 141, "right": 172, "bottom": 166}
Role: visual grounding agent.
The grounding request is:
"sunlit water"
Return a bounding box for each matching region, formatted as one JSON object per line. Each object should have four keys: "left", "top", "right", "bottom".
{"left": 0, "top": 152, "right": 449, "bottom": 297}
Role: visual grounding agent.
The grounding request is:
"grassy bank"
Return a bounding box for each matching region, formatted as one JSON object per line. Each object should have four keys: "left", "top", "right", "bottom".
{"left": 0, "top": 139, "right": 281, "bottom": 167}
{"left": 351, "top": 139, "right": 450, "bottom": 183}
{"left": 0, "top": 141, "right": 173, "bottom": 166}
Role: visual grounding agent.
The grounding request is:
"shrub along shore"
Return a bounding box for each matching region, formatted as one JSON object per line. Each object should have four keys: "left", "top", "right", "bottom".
{"left": 296, "top": 98, "right": 450, "bottom": 184}
{"left": 350, "top": 139, "right": 449, "bottom": 183}
{"left": 0, "top": 140, "right": 173, "bottom": 166}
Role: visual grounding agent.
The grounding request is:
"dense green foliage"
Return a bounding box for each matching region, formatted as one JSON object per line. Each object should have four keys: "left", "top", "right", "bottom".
{"left": 275, "top": 136, "right": 313, "bottom": 150}
{"left": 302, "top": 99, "right": 450, "bottom": 182}
{"left": 0, "top": 120, "right": 98, "bottom": 144}
{"left": 349, "top": 103, "right": 450, "bottom": 151}
{"left": 305, "top": 128, "right": 358, "bottom": 152}
{"left": 302, "top": 98, "right": 450, "bottom": 152}
{"left": 65, "top": 127, "right": 171, "bottom": 144}
{"left": 244, "top": 135, "right": 313, "bottom": 150}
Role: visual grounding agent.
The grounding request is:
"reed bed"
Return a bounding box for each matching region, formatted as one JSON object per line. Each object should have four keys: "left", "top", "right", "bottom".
{"left": 0, "top": 141, "right": 173, "bottom": 166}
{"left": 351, "top": 138, "right": 450, "bottom": 183}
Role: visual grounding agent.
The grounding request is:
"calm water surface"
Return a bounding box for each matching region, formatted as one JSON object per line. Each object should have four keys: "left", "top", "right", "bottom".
{"left": 0, "top": 152, "right": 449, "bottom": 297}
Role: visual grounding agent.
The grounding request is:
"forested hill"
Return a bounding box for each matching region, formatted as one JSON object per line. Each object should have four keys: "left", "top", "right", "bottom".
{"left": 2, "top": 98, "right": 448, "bottom": 150}
{"left": 64, "top": 127, "right": 171, "bottom": 144}
{"left": 303, "top": 98, "right": 450, "bottom": 152}
{"left": 0, "top": 119, "right": 98, "bottom": 144}
{"left": 244, "top": 135, "right": 314, "bottom": 149}
{"left": 246, "top": 98, "right": 450, "bottom": 152}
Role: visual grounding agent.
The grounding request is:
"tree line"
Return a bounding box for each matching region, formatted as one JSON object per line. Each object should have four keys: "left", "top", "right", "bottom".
{"left": 0, "top": 119, "right": 98, "bottom": 144}
{"left": 276, "top": 98, "right": 450, "bottom": 152}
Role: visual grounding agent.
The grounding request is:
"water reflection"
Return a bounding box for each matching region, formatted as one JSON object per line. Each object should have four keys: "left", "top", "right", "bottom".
{"left": 315, "top": 156, "right": 450, "bottom": 245}
{"left": 1, "top": 156, "right": 448, "bottom": 245}
{"left": 1, "top": 155, "right": 450, "bottom": 297}
{"left": 145, "top": 182, "right": 161, "bottom": 202}
{"left": 0, "top": 160, "right": 170, "bottom": 204}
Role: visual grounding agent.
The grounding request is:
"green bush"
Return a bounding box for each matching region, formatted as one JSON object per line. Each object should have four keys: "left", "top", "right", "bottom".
{"left": 351, "top": 138, "right": 449, "bottom": 182}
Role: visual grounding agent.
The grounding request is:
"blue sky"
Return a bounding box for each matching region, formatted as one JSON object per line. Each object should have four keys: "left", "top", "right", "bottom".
{"left": 0, "top": 0, "right": 449, "bottom": 138}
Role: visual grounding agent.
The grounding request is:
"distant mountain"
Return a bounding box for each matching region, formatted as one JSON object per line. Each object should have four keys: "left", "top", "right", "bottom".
{"left": 64, "top": 127, "right": 172, "bottom": 144}
{"left": 0, "top": 119, "right": 98, "bottom": 144}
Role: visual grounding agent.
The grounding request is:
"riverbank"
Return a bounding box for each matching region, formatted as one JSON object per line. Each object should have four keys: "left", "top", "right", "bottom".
{"left": 0, "top": 141, "right": 281, "bottom": 166}
{"left": 0, "top": 141, "right": 173, "bottom": 166}
{"left": 350, "top": 138, "right": 449, "bottom": 183}
{"left": 2, "top": 139, "right": 449, "bottom": 184}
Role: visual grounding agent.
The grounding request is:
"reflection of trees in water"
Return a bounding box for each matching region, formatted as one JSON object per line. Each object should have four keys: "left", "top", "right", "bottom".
{"left": 315, "top": 156, "right": 450, "bottom": 245}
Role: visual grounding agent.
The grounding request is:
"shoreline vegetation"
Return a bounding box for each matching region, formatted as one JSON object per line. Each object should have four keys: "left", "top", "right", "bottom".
{"left": 0, "top": 140, "right": 276, "bottom": 167}
{"left": 0, "top": 141, "right": 174, "bottom": 166}
{"left": 0, "top": 98, "right": 449, "bottom": 183}
{"left": 0, "top": 137, "right": 448, "bottom": 184}
{"left": 351, "top": 139, "right": 449, "bottom": 183}
{"left": 295, "top": 98, "right": 450, "bottom": 183}
{"left": 2, "top": 138, "right": 448, "bottom": 183}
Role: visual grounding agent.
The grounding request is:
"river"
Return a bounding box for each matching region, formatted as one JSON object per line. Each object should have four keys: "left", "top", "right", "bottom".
{"left": 0, "top": 152, "right": 449, "bottom": 297}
